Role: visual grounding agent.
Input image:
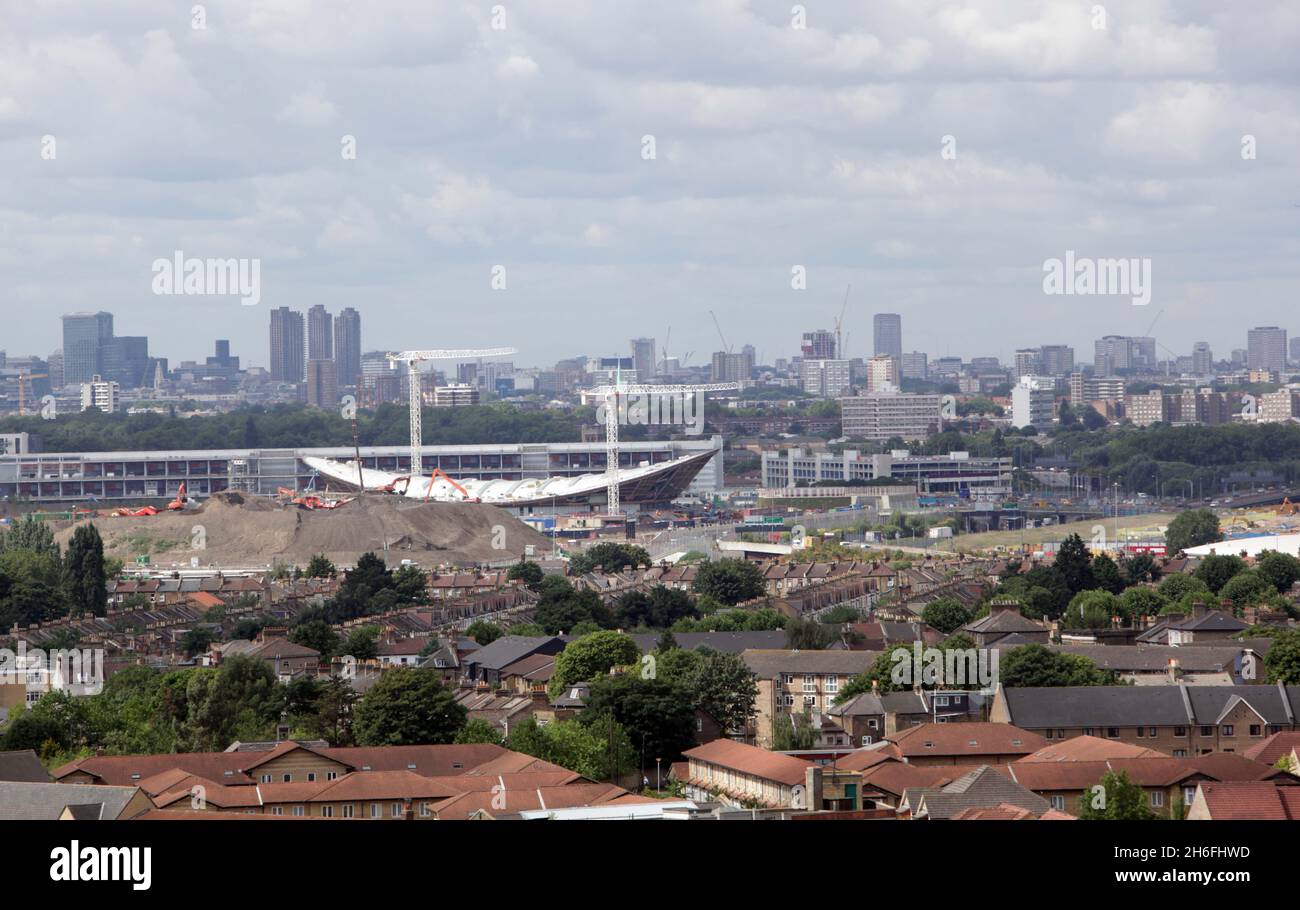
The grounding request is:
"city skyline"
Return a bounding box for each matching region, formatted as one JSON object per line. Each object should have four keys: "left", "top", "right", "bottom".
{"left": 1, "top": 3, "right": 1297, "bottom": 365}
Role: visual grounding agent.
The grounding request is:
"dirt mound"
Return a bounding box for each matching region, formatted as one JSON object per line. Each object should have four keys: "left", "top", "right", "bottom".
{"left": 55, "top": 494, "right": 553, "bottom": 569}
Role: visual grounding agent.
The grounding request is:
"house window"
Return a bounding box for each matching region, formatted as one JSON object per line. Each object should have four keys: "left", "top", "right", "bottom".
{"left": 1184, "top": 786, "right": 1196, "bottom": 805}
{"left": 802, "top": 675, "right": 816, "bottom": 693}
{"left": 1222, "top": 725, "right": 1234, "bottom": 736}
{"left": 392, "top": 803, "right": 402, "bottom": 817}
{"left": 1148, "top": 727, "right": 1157, "bottom": 737}
{"left": 803, "top": 695, "right": 816, "bottom": 707}
{"left": 1249, "top": 725, "right": 1262, "bottom": 737}
{"left": 292, "top": 806, "right": 304, "bottom": 817}
{"left": 825, "top": 676, "right": 838, "bottom": 694}
{"left": 934, "top": 696, "right": 949, "bottom": 707}
{"left": 1045, "top": 729, "right": 1055, "bottom": 740}
{"left": 327, "top": 771, "right": 338, "bottom": 780}
{"left": 420, "top": 803, "right": 432, "bottom": 818}
{"left": 1136, "top": 728, "right": 1144, "bottom": 738}
{"left": 370, "top": 803, "right": 381, "bottom": 818}
{"left": 1106, "top": 728, "right": 1119, "bottom": 739}
{"left": 782, "top": 673, "right": 795, "bottom": 685}
{"left": 782, "top": 694, "right": 795, "bottom": 708}
{"left": 1150, "top": 791, "right": 1164, "bottom": 808}
{"left": 1200, "top": 726, "right": 1213, "bottom": 737}
{"left": 307, "top": 773, "right": 316, "bottom": 782}
{"left": 260, "top": 774, "right": 272, "bottom": 783}
{"left": 342, "top": 804, "right": 355, "bottom": 819}
{"left": 282, "top": 773, "right": 292, "bottom": 782}
{"left": 868, "top": 719, "right": 879, "bottom": 730}
{"left": 1083, "top": 727, "right": 1094, "bottom": 736}
{"left": 321, "top": 806, "right": 333, "bottom": 818}
{"left": 1049, "top": 796, "right": 1066, "bottom": 811}
{"left": 1174, "top": 727, "right": 1187, "bottom": 737}
{"left": 1173, "top": 750, "right": 1187, "bottom": 758}
{"left": 861, "top": 735, "right": 873, "bottom": 745}
{"left": 271, "top": 806, "right": 283, "bottom": 816}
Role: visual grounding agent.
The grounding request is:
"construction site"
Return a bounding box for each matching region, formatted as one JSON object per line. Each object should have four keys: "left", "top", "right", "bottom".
{"left": 49, "top": 490, "right": 553, "bottom": 570}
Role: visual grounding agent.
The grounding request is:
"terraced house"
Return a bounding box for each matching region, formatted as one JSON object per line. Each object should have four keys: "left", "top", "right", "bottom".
{"left": 991, "top": 684, "right": 1300, "bottom": 757}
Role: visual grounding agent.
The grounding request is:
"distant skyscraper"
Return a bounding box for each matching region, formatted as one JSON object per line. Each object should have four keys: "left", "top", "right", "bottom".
{"left": 1192, "top": 342, "right": 1213, "bottom": 375}
{"left": 334, "top": 308, "right": 362, "bottom": 390}
{"left": 1094, "top": 335, "right": 1134, "bottom": 375}
{"left": 308, "top": 305, "right": 334, "bottom": 362}
{"left": 630, "top": 337, "right": 657, "bottom": 379}
{"left": 269, "top": 307, "right": 305, "bottom": 383}
{"left": 1014, "top": 349, "right": 1042, "bottom": 379}
{"left": 866, "top": 355, "right": 899, "bottom": 391}
{"left": 1247, "top": 326, "right": 1287, "bottom": 374}
{"left": 100, "top": 336, "right": 150, "bottom": 388}
{"left": 711, "top": 350, "right": 753, "bottom": 383}
{"left": 306, "top": 359, "right": 338, "bottom": 409}
{"left": 61, "top": 312, "right": 114, "bottom": 385}
{"left": 1040, "top": 345, "right": 1075, "bottom": 377}
{"left": 801, "top": 329, "right": 837, "bottom": 360}
{"left": 873, "top": 313, "right": 902, "bottom": 362}
{"left": 1290, "top": 338, "right": 1300, "bottom": 366}
{"left": 900, "top": 351, "right": 928, "bottom": 381}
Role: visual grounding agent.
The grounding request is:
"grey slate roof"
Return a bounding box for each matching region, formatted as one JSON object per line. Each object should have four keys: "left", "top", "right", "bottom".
{"left": 625, "top": 631, "right": 788, "bottom": 654}
{"left": 1001, "top": 685, "right": 1300, "bottom": 728}
{"left": 0, "top": 750, "right": 49, "bottom": 783}
{"left": 0, "top": 781, "right": 142, "bottom": 820}
{"left": 462, "top": 635, "right": 565, "bottom": 672}
{"left": 1049, "top": 644, "right": 1243, "bottom": 673}
{"left": 741, "top": 649, "right": 883, "bottom": 678}
{"left": 1171, "top": 611, "right": 1250, "bottom": 632}
{"left": 903, "top": 765, "right": 1050, "bottom": 819}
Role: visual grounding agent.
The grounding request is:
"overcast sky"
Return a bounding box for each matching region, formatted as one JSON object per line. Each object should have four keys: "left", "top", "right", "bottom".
{"left": 1, "top": 1, "right": 1298, "bottom": 371}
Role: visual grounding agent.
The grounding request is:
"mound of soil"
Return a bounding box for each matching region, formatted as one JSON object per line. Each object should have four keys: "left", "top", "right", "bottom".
{"left": 54, "top": 494, "right": 553, "bottom": 569}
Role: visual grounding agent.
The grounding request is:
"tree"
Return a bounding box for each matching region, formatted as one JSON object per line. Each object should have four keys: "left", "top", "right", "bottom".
{"left": 533, "top": 581, "right": 613, "bottom": 635}
{"left": 1165, "top": 509, "right": 1221, "bottom": 554}
{"left": 548, "top": 631, "right": 640, "bottom": 697}
{"left": 289, "top": 620, "right": 340, "bottom": 659}
{"left": 184, "top": 656, "right": 285, "bottom": 751}
{"left": 581, "top": 675, "right": 697, "bottom": 764}
{"left": 921, "top": 598, "right": 972, "bottom": 635}
{"left": 465, "top": 620, "right": 504, "bottom": 646}
{"left": 1255, "top": 551, "right": 1300, "bottom": 594}
{"left": 1000, "top": 644, "right": 1118, "bottom": 687}
{"left": 1117, "top": 586, "right": 1168, "bottom": 622}
{"left": 1053, "top": 534, "right": 1095, "bottom": 595}
{"left": 693, "top": 559, "right": 766, "bottom": 606}
{"left": 340, "top": 626, "right": 380, "bottom": 660}
{"left": 180, "top": 628, "right": 217, "bottom": 657}
{"left": 1158, "top": 573, "right": 1212, "bottom": 602}
{"left": 614, "top": 585, "right": 698, "bottom": 629}
{"left": 1119, "top": 552, "right": 1160, "bottom": 586}
{"left": 1264, "top": 629, "right": 1300, "bottom": 685}
{"left": 1078, "top": 770, "right": 1157, "bottom": 820}
{"left": 0, "top": 514, "right": 59, "bottom": 558}
{"left": 784, "top": 616, "right": 836, "bottom": 649}
{"left": 304, "top": 554, "right": 337, "bottom": 578}
{"left": 353, "top": 668, "right": 467, "bottom": 746}
{"left": 506, "top": 559, "right": 544, "bottom": 589}
{"left": 1090, "top": 553, "right": 1125, "bottom": 596}
{"left": 1062, "top": 590, "right": 1119, "bottom": 630}
{"left": 63, "top": 524, "right": 107, "bottom": 618}
{"left": 687, "top": 650, "right": 758, "bottom": 734}
{"left": 1217, "top": 571, "right": 1275, "bottom": 614}
{"left": 454, "top": 717, "right": 504, "bottom": 745}
{"left": 505, "top": 716, "right": 634, "bottom": 781}
{"left": 569, "top": 542, "right": 651, "bottom": 575}
{"left": 771, "top": 711, "right": 818, "bottom": 751}
{"left": 1195, "top": 554, "right": 1246, "bottom": 593}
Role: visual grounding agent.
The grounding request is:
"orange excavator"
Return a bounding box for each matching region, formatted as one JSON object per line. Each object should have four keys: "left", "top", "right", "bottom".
{"left": 166, "top": 483, "right": 197, "bottom": 512}
{"left": 423, "top": 468, "right": 476, "bottom": 503}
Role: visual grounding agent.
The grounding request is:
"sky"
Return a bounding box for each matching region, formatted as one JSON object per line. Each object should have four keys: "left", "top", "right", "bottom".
{"left": 1, "top": 0, "right": 1298, "bottom": 371}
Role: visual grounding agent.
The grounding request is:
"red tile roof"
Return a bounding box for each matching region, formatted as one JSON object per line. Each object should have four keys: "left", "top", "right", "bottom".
{"left": 888, "top": 723, "right": 1046, "bottom": 758}
{"left": 1017, "top": 735, "right": 1168, "bottom": 763}
{"left": 683, "top": 740, "right": 813, "bottom": 787}
{"left": 1195, "top": 781, "right": 1300, "bottom": 820}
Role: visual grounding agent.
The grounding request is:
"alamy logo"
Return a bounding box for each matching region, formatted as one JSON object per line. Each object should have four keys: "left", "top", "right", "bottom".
{"left": 0, "top": 643, "right": 105, "bottom": 695}
{"left": 49, "top": 841, "right": 151, "bottom": 891}
{"left": 596, "top": 391, "right": 705, "bottom": 435}
{"left": 890, "top": 643, "right": 999, "bottom": 690}
{"left": 151, "top": 251, "right": 261, "bottom": 306}
{"left": 1042, "top": 250, "right": 1151, "bottom": 306}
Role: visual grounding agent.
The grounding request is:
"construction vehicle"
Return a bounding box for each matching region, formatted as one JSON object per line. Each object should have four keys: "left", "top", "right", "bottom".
{"left": 1279, "top": 497, "right": 1297, "bottom": 517}
{"left": 166, "top": 483, "right": 198, "bottom": 512}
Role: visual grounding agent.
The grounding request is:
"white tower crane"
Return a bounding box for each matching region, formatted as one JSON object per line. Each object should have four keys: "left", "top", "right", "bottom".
{"left": 387, "top": 348, "right": 516, "bottom": 477}
{"left": 587, "top": 374, "right": 741, "bottom": 516}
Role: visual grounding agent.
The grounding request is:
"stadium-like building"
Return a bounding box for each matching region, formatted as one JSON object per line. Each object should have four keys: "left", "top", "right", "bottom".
{"left": 0, "top": 438, "right": 723, "bottom": 512}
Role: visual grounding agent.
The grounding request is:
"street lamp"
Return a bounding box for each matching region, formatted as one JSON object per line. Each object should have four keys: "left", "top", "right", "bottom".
{"left": 1113, "top": 482, "right": 1120, "bottom": 554}
{"left": 656, "top": 756, "right": 662, "bottom": 791}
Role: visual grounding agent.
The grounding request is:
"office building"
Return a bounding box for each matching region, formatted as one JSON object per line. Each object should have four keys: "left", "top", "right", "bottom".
{"left": 800, "top": 359, "right": 852, "bottom": 398}
{"left": 900, "top": 351, "right": 928, "bottom": 381}
{"left": 839, "top": 390, "right": 942, "bottom": 441}
{"left": 1191, "top": 342, "right": 1213, "bottom": 375}
{"left": 1126, "top": 390, "right": 1167, "bottom": 427}
{"left": 762, "top": 447, "right": 1010, "bottom": 497}
{"left": 433, "top": 384, "right": 481, "bottom": 407}
{"left": 873, "top": 314, "right": 902, "bottom": 362}
{"left": 80, "top": 376, "right": 120, "bottom": 414}
{"left": 308, "top": 305, "right": 334, "bottom": 362}
{"left": 269, "top": 307, "right": 306, "bottom": 383}
{"left": 1247, "top": 327, "right": 1287, "bottom": 375}
{"left": 630, "top": 338, "right": 657, "bottom": 380}
{"left": 801, "top": 330, "right": 837, "bottom": 361}
{"left": 1014, "top": 349, "right": 1042, "bottom": 379}
{"left": 1094, "top": 336, "right": 1134, "bottom": 375}
{"left": 1040, "top": 345, "right": 1075, "bottom": 377}
{"left": 1258, "top": 390, "right": 1300, "bottom": 424}
{"left": 711, "top": 350, "right": 753, "bottom": 383}
{"left": 61, "top": 312, "right": 114, "bottom": 386}
{"left": 100, "top": 336, "right": 150, "bottom": 388}
{"left": 865, "top": 355, "right": 899, "bottom": 392}
{"left": 334, "top": 308, "right": 362, "bottom": 390}
{"left": 1011, "top": 378, "right": 1056, "bottom": 430}
{"left": 306, "top": 359, "right": 338, "bottom": 409}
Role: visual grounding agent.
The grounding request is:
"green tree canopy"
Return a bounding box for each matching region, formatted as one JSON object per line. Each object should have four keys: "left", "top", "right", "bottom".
{"left": 549, "top": 631, "right": 640, "bottom": 697}
{"left": 692, "top": 559, "right": 766, "bottom": 606}
{"left": 1165, "top": 509, "right": 1221, "bottom": 554}
{"left": 353, "top": 668, "right": 467, "bottom": 746}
